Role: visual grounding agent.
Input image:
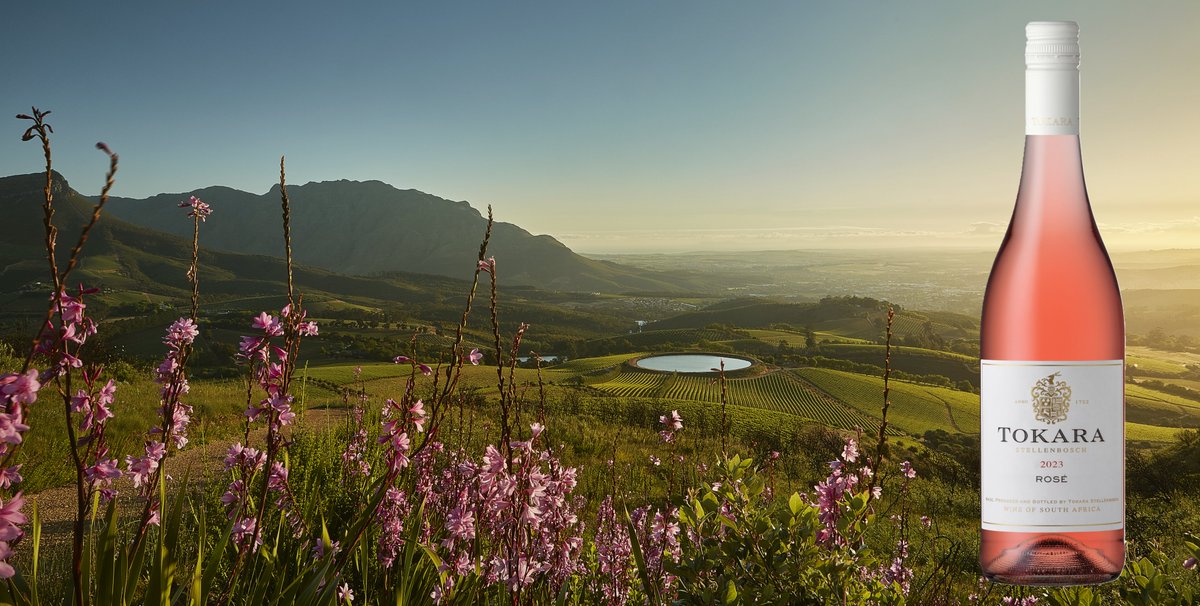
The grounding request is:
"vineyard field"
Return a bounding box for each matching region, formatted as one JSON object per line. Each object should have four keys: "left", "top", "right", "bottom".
{"left": 793, "top": 368, "right": 969, "bottom": 435}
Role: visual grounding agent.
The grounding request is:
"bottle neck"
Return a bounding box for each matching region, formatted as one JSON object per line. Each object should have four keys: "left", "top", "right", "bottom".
{"left": 1013, "top": 135, "right": 1093, "bottom": 236}
{"left": 1026, "top": 65, "right": 1079, "bottom": 135}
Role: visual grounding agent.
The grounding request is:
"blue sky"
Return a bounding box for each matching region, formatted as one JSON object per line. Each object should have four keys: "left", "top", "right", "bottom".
{"left": 3, "top": 1, "right": 1198, "bottom": 252}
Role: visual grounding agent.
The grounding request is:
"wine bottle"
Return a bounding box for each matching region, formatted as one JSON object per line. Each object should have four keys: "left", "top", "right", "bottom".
{"left": 979, "top": 21, "right": 1125, "bottom": 585}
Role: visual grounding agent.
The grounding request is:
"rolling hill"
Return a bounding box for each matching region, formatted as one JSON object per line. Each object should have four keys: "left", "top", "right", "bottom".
{"left": 646, "top": 296, "right": 978, "bottom": 342}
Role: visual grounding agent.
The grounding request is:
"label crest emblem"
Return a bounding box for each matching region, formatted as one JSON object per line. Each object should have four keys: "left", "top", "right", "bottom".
{"left": 1031, "top": 371, "right": 1071, "bottom": 424}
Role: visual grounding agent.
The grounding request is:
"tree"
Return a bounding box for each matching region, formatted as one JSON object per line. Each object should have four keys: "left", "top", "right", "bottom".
{"left": 805, "top": 326, "right": 817, "bottom": 350}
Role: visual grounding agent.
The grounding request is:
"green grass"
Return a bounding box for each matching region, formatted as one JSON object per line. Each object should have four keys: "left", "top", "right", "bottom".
{"left": 817, "top": 343, "right": 979, "bottom": 383}
{"left": 1128, "top": 354, "right": 1190, "bottom": 376}
{"left": 547, "top": 352, "right": 644, "bottom": 374}
{"left": 742, "top": 328, "right": 871, "bottom": 346}
{"left": 1128, "top": 383, "right": 1200, "bottom": 411}
{"left": 793, "top": 368, "right": 976, "bottom": 435}
{"left": 1126, "top": 422, "right": 1184, "bottom": 444}
{"left": 17, "top": 376, "right": 258, "bottom": 492}
{"left": 820, "top": 343, "right": 976, "bottom": 363}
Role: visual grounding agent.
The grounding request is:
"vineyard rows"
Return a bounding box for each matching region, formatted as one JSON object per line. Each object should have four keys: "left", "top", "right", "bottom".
{"left": 793, "top": 368, "right": 961, "bottom": 435}
{"left": 592, "top": 369, "right": 894, "bottom": 434}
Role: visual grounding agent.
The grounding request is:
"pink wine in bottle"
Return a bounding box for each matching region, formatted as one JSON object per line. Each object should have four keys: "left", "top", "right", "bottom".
{"left": 979, "top": 21, "right": 1125, "bottom": 585}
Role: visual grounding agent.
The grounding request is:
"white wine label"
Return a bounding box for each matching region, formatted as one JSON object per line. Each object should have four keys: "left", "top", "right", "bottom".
{"left": 980, "top": 360, "right": 1124, "bottom": 533}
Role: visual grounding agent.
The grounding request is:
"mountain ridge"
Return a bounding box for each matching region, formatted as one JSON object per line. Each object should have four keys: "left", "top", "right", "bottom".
{"left": 95, "top": 176, "right": 694, "bottom": 293}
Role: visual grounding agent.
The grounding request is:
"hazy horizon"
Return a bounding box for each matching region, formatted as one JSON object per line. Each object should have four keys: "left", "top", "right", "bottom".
{"left": 3, "top": 1, "right": 1198, "bottom": 254}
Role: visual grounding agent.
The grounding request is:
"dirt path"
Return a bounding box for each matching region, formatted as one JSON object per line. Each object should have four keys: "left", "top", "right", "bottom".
{"left": 30, "top": 408, "right": 347, "bottom": 548}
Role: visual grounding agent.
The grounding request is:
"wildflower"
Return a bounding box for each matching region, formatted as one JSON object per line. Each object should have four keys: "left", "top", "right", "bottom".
{"left": 221, "top": 482, "right": 242, "bottom": 508}
{"left": 649, "top": 455, "right": 661, "bottom": 466}
{"left": 393, "top": 355, "right": 411, "bottom": 364}
{"left": 313, "top": 539, "right": 340, "bottom": 559}
{"left": 337, "top": 583, "right": 354, "bottom": 603}
{"left": 921, "top": 515, "right": 932, "bottom": 528}
{"left": 1000, "top": 598, "right": 1039, "bottom": 606}
{"left": 0, "top": 369, "right": 41, "bottom": 405}
{"left": 164, "top": 318, "right": 199, "bottom": 347}
{"left": 0, "top": 414, "right": 30, "bottom": 445}
{"left": 900, "top": 460, "right": 916, "bottom": 479}
{"left": 239, "top": 335, "right": 264, "bottom": 354}
{"left": 126, "top": 441, "right": 167, "bottom": 489}
{"left": 0, "top": 494, "right": 27, "bottom": 542}
{"left": 409, "top": 399, "right": 427, "bottom": 432}
{"left": 0, "top": 467, "right": 22, "bottom": 490}
{"left": 467, "top": 348, "right": 483, "bottom": 365}
{"left": 478, "top": 257, "right": 495, "bottom": 273}
{"left": 446, "top": 505, "right": 476, "bottom": 542}
{"left": 842, "top": 438, "right": 859, "bottom": 463}
{"left": 0, "top": 541, "right": 13, "bottom": 579}
{"left": 658, "top": 409, "right": 683, "bottom": 443}
{"left": 232, "top": 516, "right": 262, "bottom": 550}
{"left": 1185, "top": 557, "right": 1198, "bottom": 570}
{"left": 178, "top": 195, "right": 212, "bottom": 221}
{"left": 251, "top": 312, "right": 283, "bottom": 337}
{"left": 84, "top": 459, "right": 122, "bottom": 486}
{"left": 593, "top": 496, "right": 633, "bottom": 603}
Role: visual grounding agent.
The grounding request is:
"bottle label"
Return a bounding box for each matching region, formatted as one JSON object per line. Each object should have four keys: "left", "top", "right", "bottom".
{"left": 980, "top": 360, "right": 1124, "bottom": 533}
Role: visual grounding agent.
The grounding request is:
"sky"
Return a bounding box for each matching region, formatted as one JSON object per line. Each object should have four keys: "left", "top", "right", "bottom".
{"left": 2, "top": 1, "right": 1198, "bottom": 253}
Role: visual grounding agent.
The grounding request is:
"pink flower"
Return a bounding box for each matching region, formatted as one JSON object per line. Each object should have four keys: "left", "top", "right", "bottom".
{"left": 251, "top": 312, "right": 283, "bottom": 337}
{"left": 297, "top": 321, "right": 319, "bottom": 336}
{"left": 664, "top": 410, "right": 683, "bottom": 431}
{"left": 658, "top": 409, "right": 683, "bottom": 443}
{"left": 921, "top": 515, "right": 932, "bottom": 528}
{"left": 467, "top": 348, "right": 483, "bottom": 365}
{"left": 409, "top": 400, "right": 427, "bottom": 432}
{"left": 478, "top": 257, "right": 495, "bottom": 273}
{"left": 393, "top": 355, "right": 412, "bottom": 364}
{"left": 842, "top": 439, "right": 859, "bottom": 463}
{"left": 418, "top": 363, "right": 433, "bottom": 376}
{"left": 0, "top": 413, "right": 30, "bottom": 446}
{"left": 446, "top": 506, "right": 476, "bottom": 542}
{"left": 0, "top": 466, "right": 22, "bottom": 490}
{"left": 126, "top": 442, "right": 166, "bottom": 489}
{"left": 178, "top": 195, "right": 212, "bottom": 221}
{"left": 165, "top": 318, "right": 199, "bottom": 347}
{"left": 0, "top": 541, "right": 13, "bottom": 579}
{"left": 239, "top": 335, "right": 264, "bottom": 354}
{"left": 0, "top": 493, "right": 27, "bottom": 542}
{"left": 0, "top": 369, "right": 41, "bottom": 405}
{"left": 221, "top": 483, "right": 242, "bottom": 508}
{"left": 232, "top": 516, "right": 262, "bottom": 550}
{"left": 85, "top": 459, "right": 122, "bottom": 483}
{"left": 57, "top": 291, "right": 86, "bottom": 325}
{"left": 337, "top": 583, "right": 354, "bottom": 603}
{"left": 1185, "top": 557, "right": 1198, "bottom": 570}
{"left": 900, "top": 460, "right": 916, "bottom": 480}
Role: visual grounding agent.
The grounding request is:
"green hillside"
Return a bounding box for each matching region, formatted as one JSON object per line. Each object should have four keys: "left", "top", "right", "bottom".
{"left": 648, "top": 296, "right": 978, "bottom": 342}
{"left": 794, "top": 368, "right": 975, "bottom": 435}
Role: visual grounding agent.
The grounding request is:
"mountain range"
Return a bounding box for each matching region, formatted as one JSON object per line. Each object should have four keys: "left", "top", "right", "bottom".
{"left": 0, "top": 171, "right": 647, "bottom": 341}
{"left": 101, "top": 178, "right": 691, "bottom": 293}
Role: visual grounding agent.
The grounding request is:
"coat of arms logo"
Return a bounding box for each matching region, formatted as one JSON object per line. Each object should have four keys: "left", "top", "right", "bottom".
{"left": 1031, "top": 371, "right": 1071, "bottom": 424}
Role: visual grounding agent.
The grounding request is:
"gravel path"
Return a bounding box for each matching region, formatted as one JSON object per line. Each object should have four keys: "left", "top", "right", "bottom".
{"left": 29, "top": 407, "right": 347, "bottom": 549}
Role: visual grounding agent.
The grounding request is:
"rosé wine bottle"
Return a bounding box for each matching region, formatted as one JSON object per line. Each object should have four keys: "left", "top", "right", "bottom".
{"left": 979, "top": 21, "right": 1124, "bottom": 585}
